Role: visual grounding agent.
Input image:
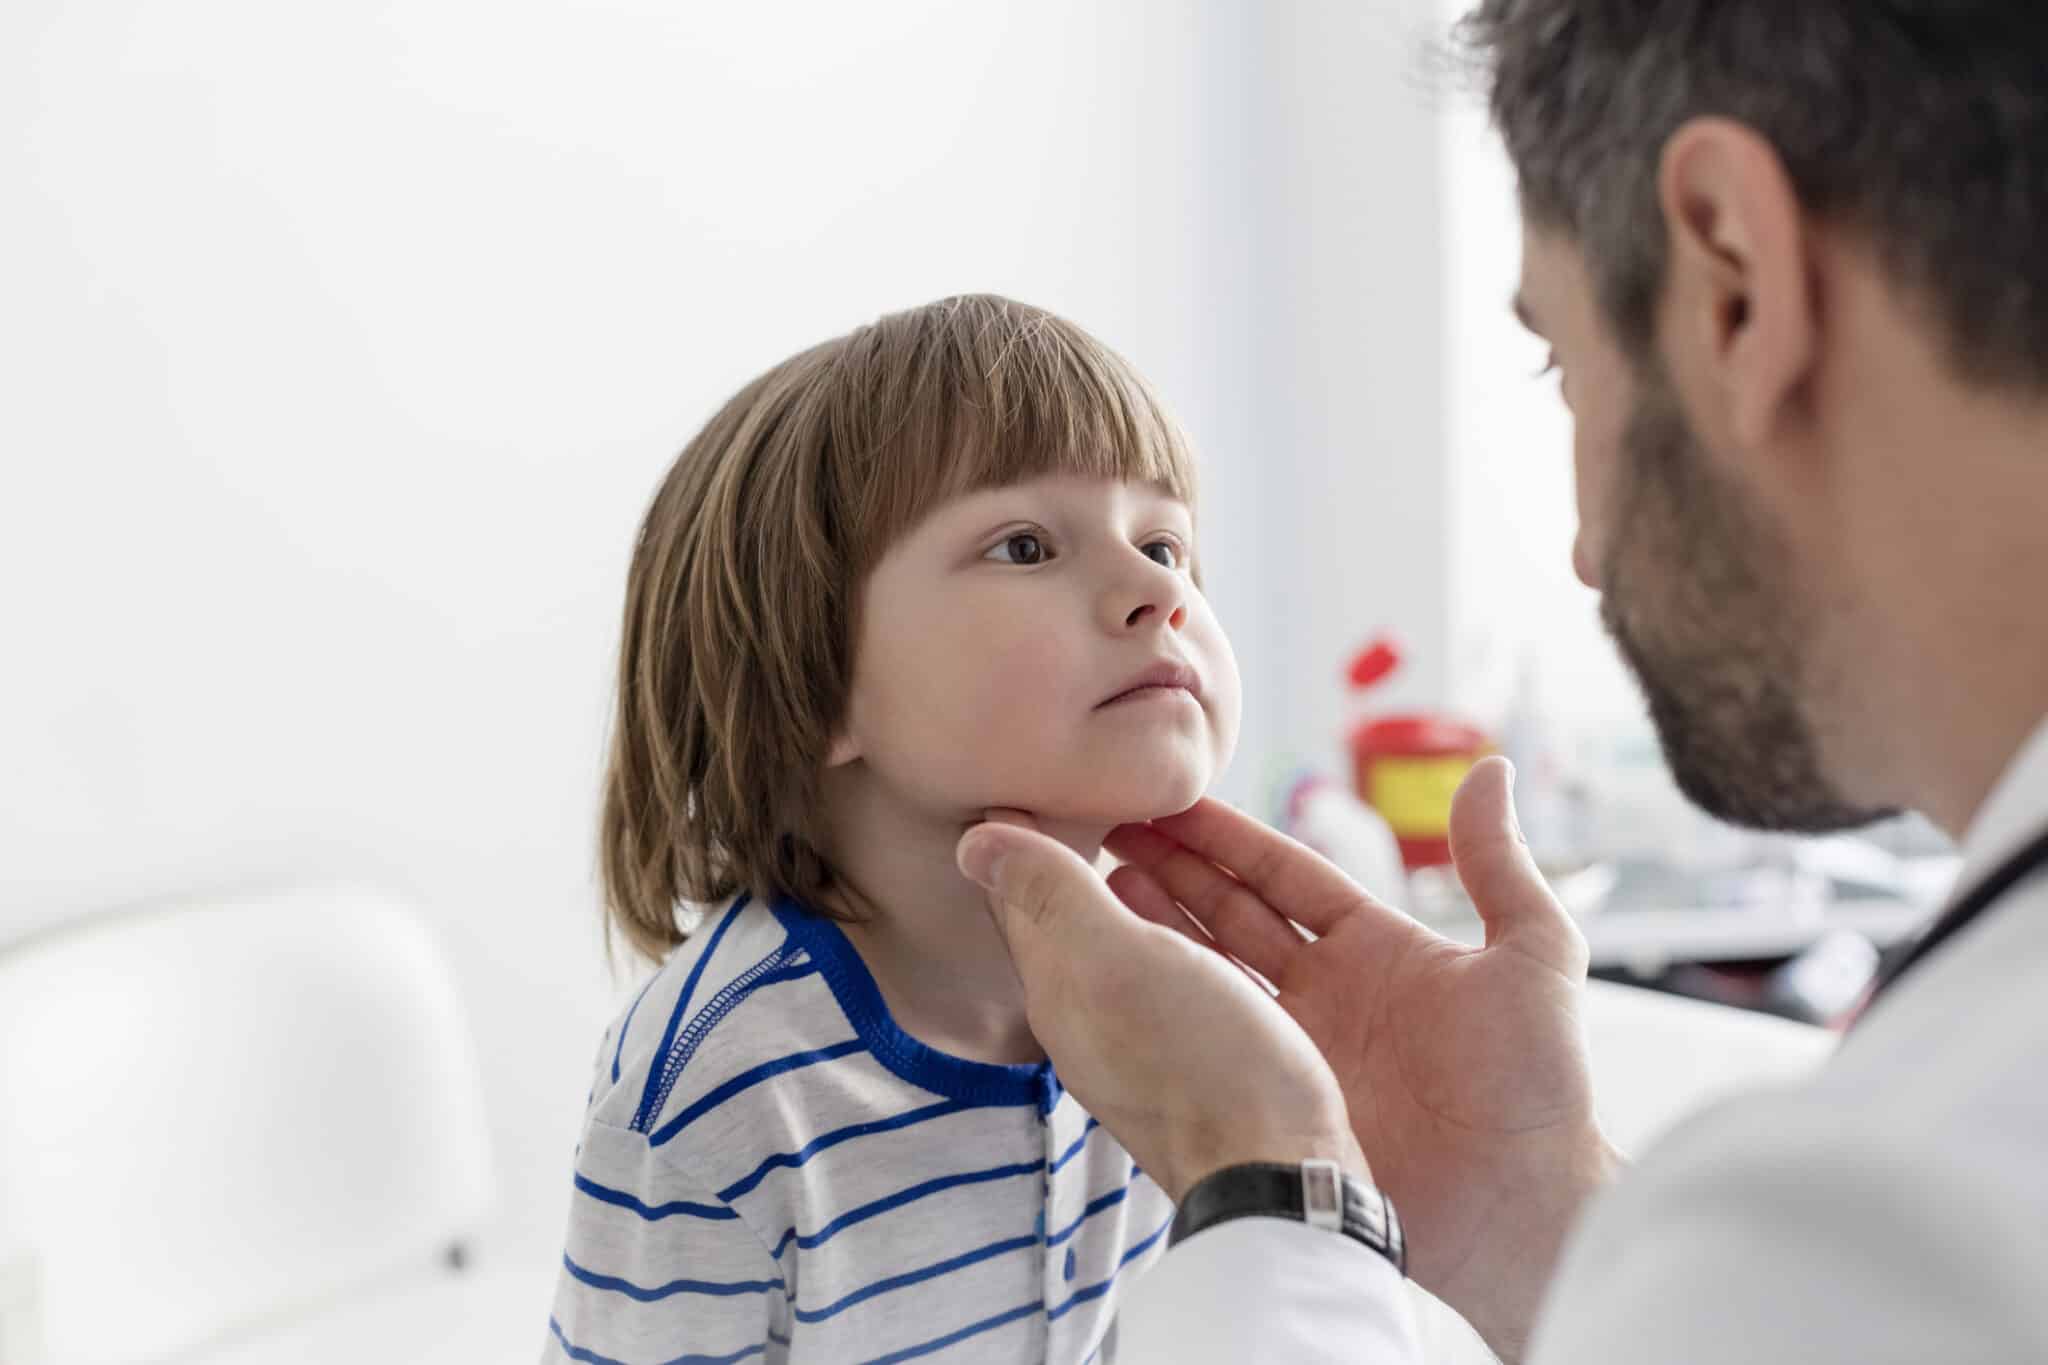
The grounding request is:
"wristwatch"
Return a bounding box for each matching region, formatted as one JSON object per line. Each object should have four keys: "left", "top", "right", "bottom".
{"left": 1169, "top": 1159, "right": 1406, "bottom": 1277}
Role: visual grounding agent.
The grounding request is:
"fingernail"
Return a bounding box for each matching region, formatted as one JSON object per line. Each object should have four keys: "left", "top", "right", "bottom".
{"left": 957, "top": 828, "right": 1006, "bottom": 889}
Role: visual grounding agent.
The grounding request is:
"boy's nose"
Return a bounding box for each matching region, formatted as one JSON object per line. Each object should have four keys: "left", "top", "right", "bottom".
{"left": 1107, "top": 564, "right": 1189, "bottom": 634}
{"left": 1123, "top": 600, "right": 1188, "bottom": 631}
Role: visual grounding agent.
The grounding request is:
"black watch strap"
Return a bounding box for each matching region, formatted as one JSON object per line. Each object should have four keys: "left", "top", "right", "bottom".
{"left": 1169, "top": 1159, "right": 1406, "bottom": 1276}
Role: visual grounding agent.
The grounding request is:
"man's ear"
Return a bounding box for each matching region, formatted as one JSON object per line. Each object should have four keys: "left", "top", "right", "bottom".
{"left": 825, "top": 731, "right": 861, "bottom": 768}
{"left": 1657, "top": 117, "right": 1816, "bottom": 450}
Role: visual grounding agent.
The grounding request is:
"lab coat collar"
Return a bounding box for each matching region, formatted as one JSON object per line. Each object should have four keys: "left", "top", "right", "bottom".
{"left": 1956, "top": 713, "right": 2048, "bottom": 891}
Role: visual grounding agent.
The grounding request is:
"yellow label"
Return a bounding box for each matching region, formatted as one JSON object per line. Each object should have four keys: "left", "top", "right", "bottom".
{"left": 1367, "top": 756, "right": 1480, "bottom": 837}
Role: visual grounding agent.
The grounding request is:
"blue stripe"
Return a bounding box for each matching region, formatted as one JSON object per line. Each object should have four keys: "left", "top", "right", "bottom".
{"left": 632, "top": 897, "right": 749, "bottom": 1132}
{"left": 560, "top": 1251, "right": 781, "bottom": 1303}
{"left": 717, "top": 1097, "right": 985, "bottom": 1202}
{"left": 1046, "top": 1173, "right": 1135, "bottom": 1247}
{"left": 755, "top": 960, "right": 816, "bottom": 988}
{"left": 1046, "top": 1213, "right": 1174, "bottom": 1322}
{"left": 649, "top": 1039, "right": 866, "bottom": 1146}
{"left": 637, "top": 944, "right": 816, "bottom": 1131}
{"left": 547, "top": 1316, "right": 766, "bottom": 1365}
{"left": 794, "top": 1234, "right": 1039, "bottom": 1324}
{"left": 771, "top": 1159, "right": 1046, "bottom": 1257}
{"left": 858, "top": 1300, "right": 1041, "bottom": 1364}
{"left": 573, "top": 1172, "right": 738, "bottom": 1222}
{"left": 611, "top": 971, "right": 661, "bottom": 1084}
{"left": 1049, "top": 1117, "right": 1100, "bottom": 1174}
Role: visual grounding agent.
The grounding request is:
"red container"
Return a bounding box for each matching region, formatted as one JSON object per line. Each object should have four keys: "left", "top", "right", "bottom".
{"left": 1346, "top": 639, "right": 1494, "bottom": 871}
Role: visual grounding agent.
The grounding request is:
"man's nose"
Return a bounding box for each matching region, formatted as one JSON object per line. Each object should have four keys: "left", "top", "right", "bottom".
{"left": 1572, "top": 534, "right": 1600, "bottom": 591}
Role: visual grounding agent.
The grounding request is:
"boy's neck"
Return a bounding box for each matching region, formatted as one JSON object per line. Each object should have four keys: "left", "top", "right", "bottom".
{"left": 820, "top": 774, "right": 1107, "bottom": 1068}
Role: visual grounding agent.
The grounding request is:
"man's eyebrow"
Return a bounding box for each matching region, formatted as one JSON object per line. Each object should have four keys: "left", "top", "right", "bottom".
{"left": 1511, "top": 292, "right": 1542, "bottom": 336}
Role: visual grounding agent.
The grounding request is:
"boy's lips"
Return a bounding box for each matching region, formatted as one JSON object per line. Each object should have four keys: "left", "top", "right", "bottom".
{"left": 1097, "top": 660, "right": 1201, "bottom": 708}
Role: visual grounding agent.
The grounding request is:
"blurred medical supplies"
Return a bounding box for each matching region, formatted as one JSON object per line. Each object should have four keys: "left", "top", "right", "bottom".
{"left": 1493, "top": 653, "right": 1595, "bottom": 875}
{"left": 1346, "top": 635, "right": 1494, "bottom": 870}
{"left": 1414, "top": 828, "right": 1954, "bottom": 976}
{"left": 1282, "top": 772, "right": 1408, "bottom": 904}
{"left": 1602, "top": 929, "right": 1884, "bottom": 1030}
{"left": 1763, "top": 929, "right": 1883, "bottom": 1025}
{"left": 1302, "top": 634, "right": 1955, "bottom": 1027}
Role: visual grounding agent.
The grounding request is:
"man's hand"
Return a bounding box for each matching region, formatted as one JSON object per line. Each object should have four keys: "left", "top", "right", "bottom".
{"left": 1104, "top": 758, "right": 1622, "bottom": 1364}
{"left": 955, "top": 813, "right": 1368, "bottom": 1203}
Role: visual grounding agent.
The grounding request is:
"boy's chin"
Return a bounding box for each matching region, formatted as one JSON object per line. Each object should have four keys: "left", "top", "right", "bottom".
{"left": 1015, "top": 760, "right": 1215, "bottom": 830}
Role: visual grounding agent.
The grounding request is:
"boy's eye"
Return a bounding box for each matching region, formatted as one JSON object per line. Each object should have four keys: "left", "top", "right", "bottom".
{"left": 986, "top": 532, "right": 1049, "bottom": 566}
{"left": 1141, "top": 538, "right": 1182, "bottom": 569}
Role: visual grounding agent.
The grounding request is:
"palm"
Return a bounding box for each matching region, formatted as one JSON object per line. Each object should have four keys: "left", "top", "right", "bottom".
{"left": 1275, "top": 909, "right": 1596, "bottom": 1295}
{"left": 1106, "top": 758, "right": 1612, "bottom": 1352}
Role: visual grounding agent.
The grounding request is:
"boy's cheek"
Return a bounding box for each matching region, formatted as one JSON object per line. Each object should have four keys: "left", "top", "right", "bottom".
{"left": 972, "top": 623, "right": 1088, "bottom": 702}
{"left": 1187, "top": 603, "right": 1243, "bottom": 726}
{"left": 1203, "top": 675, "right": 1244, "bottom": 779}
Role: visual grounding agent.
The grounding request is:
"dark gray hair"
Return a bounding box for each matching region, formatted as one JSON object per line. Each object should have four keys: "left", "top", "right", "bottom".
{"left": 1458, "top": 0, "right": 2048, "bottom": 390}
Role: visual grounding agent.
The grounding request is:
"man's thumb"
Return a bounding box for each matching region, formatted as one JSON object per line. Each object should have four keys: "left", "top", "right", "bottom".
{"left": 957, "top": 821, "right": 1096, "bottom": 944}
{"left": 1448, "top": 756, "right": 1587, "bottom": 977}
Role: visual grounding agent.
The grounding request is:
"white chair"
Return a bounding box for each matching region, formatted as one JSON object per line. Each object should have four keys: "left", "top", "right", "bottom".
{"left": 0, "top": 884, "right": 495, "bottom": 1364}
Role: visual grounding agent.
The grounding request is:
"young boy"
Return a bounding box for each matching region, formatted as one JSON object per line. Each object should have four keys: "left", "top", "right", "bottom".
{"left": 545, "top": 294, "right": 1241, "bottom": 1364}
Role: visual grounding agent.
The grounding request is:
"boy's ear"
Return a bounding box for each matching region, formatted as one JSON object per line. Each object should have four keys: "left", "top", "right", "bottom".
{"left": 825, "top": 731, "right": 861, "bottom": 767}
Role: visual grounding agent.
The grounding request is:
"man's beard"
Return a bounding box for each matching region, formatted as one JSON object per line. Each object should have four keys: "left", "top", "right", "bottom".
{"left": 1596, "top": 365, "right": 1892, "bottom": 833}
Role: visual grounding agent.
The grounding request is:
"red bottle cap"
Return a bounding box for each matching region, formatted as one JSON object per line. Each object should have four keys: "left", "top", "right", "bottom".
{"left": 1347, "top": 637, "right": 1402, "bottom": 691}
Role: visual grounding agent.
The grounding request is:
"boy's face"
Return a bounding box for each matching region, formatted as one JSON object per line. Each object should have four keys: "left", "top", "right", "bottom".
{"left": 832, "top": 474, "right": 1241, "bottom": 829}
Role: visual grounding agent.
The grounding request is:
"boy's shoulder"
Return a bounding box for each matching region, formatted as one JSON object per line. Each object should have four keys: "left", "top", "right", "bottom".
{"left": 583, "top": 895, "right": 867, "bottom": 1142}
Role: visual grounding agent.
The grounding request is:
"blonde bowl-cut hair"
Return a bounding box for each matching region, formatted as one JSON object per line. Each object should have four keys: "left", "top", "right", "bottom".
{"left": 599, "top": 293, "right": 1201, "bottom": 966}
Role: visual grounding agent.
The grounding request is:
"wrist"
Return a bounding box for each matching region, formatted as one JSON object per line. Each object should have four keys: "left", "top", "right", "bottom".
{"left": 1448, "top": 1132, "right": 1627, "bottom": 1365}
{"left": 1165, "top": 1122, "right": 1372, "bottom": 1204}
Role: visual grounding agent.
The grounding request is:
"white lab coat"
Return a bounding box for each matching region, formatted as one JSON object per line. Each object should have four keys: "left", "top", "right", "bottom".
{"left": 1116, "top": 716, "right": 2048, "bottom": 1363}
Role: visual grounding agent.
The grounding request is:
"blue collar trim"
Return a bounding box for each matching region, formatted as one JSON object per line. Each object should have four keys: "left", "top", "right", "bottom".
{"left": 771, "top": 898, "right": 1059, "bottom": 1112}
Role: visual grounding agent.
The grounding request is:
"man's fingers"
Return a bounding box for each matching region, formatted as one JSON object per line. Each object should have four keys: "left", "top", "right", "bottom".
{"left": 959, "top": 820, "right": 1264, "bottom": 1051}
{"left": 1104, "top": 861, "right": 1195, "bottom": 937}
{"left": 1106, "top": 863, "right": 1260, "bottom": 979}
{"left": 1146, "top": 798, "right": 1400, "bottom": 937}
{"left": 1106, "top": 823, "right": 1304, "bottom": 985}
{"left": 1448, "top": 757, "right": 1589, "bottom": 980}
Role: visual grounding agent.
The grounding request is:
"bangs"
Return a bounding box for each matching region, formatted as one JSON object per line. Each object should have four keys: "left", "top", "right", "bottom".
{"left": 827, "top": 295, "right": 1198, "bottom": 572}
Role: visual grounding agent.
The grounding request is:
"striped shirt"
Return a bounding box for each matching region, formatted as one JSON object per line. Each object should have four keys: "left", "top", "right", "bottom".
{"left": 543, "top": 895, "right": 1174, "bottom": 1365}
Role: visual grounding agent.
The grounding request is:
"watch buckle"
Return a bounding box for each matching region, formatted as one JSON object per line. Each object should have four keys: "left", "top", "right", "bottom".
{"left": 1300, "top": 1158, "right": 1343, "bottom": 1231}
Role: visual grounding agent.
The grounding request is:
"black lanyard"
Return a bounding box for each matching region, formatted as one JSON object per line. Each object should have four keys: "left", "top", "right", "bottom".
{"left": 1859, "top": 822, "right": 2048, "bottom": 1021}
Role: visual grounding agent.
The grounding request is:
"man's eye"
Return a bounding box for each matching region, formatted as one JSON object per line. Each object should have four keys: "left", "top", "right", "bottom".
{"left": 986, "top": 533, "right": 1049, "bottom": 565}
{"left": 1141, "top": 539, "right": 1182, "bottom": 569}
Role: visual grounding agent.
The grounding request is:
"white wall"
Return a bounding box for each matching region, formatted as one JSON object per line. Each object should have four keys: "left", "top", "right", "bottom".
{"left": 3, "top": 0, "right": 1463, "bottom": 1272}
{"left": 1248, "top": 1, "right": 1461, "bottom": 786}
{"left": 1436, "top": 2, "right": 1659, "bottom": 738}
